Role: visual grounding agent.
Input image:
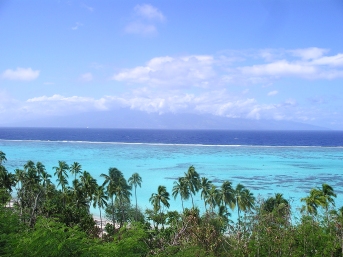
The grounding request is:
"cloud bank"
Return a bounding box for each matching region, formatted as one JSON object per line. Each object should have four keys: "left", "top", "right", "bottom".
{"left": 1, "top": 48, "right": 342, "bottom": 128}
{"left": 125, "top": 4, "right": 165, "bottom": 35}
{"left": 1, "top": 68, "right": 40, "bottom": 81}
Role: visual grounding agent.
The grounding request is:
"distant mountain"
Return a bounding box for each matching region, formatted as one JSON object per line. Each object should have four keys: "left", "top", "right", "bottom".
{"left": 2, "top": 108, "right": 327, "bottom": 130}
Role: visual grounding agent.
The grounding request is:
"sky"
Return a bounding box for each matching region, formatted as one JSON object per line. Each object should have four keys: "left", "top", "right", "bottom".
{"left": 1, "top": 0, "right": 343, "bottom": 129}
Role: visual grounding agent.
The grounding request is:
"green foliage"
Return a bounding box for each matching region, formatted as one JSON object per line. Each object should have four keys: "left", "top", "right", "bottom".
{"left": 0, "top": 205, "right": 25, "bottom": 256}
{"left": 291, "top": 216, "right": 338, "bottom": 256}
{"left": 157, "top": 245, "right": 217, "bottom": 257}
{"left": 41, "top": 186, "right": 97, "bottom": 235}
{"left": 0, "top": 188, "right": 11, "bottom": 206}
{"left": 112, "top": 222, "right": 149, "bottom": 256}
{"left": 145, "top": 208, "right": 168, "bottom": 230}
{"left": 0, "top": 163, "right": 15, "bottom": 205}
{"left": 10, "top": 217, "right": 100, "bottom": 257}
{"left": 150, "top": 185, "right": 170, "bottom": 213}
{"left": 105, "top": 200, "right": 145, "bottom": 229}
{"left": 101, "top": 167, "right": 132, "bottom": 226}
{"left": 1, "top": 152, "right": 343, "bottom": 257}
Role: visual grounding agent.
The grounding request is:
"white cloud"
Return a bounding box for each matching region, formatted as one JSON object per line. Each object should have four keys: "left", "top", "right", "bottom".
{"left": 195, "top": 96, "right": 258, "bottom": 118}
{"left": 20, "top": 91, "right": 265, "bottom": 120}
{"left": 27, "top": 94, "right": 87, "bottom": 103}
{"left": 290, "top": 47, "right": 328, "bottom": 60}
{"left": 134, "top": 4, "right": 165, "bottom": 21}
{"left": 2, "top": 67, "right": 40, "bottom": 81}
{"left": 71, "top": 22, "right": 83, "bottom": 30}
{"left": 311, "top": 53, "right": 343, "bottom": 66}
{"left": 258, "top": 49, "right": 285, "bottom": 62}
{"left": 112, "top": 48, "right": 343, "bottom": 91}
{"left": 79, "top": 72, "right": 93, "bottom": 82}
{"left": 82, "top": 4, "right": 94, "bottom": 12}
{"left": 237, "top": 49, "right": 343, "bottom": 80}
{"left": 115, "top": 89, "right": 282, "bottom": 121}
{"left": 125, "top": 4, "right": 165, "bottom": 35}
{"left": 239, "top": 60, "right": 316, "bottom": 77}
{"left": 4, "top": 48, "right": 342, "bottom": 127}
{"left": 315, "top": 69, "right": 343, "bottom": 80}
{"left": 0, "top": 84, "right": 332, "bottom": 127}
{"left": 113, "top": 55, "right": 215, "bottom": 87}
{"left": 268, "top": 90, "right": 278, "bottom": 96}
{"left": 26, "top": 94, "right": 112, "bottom": 112}
{"left": 124, "top": 22, "right": 156, "bottom": 35}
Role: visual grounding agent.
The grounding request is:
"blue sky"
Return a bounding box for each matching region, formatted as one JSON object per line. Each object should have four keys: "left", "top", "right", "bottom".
{"left": 1, "top": 0, "right": 343, "bottom": 129}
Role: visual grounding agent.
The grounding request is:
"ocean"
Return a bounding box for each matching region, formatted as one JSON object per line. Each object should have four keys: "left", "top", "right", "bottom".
{"left": 1, "top": 128, "right": 343, "bottom": 221}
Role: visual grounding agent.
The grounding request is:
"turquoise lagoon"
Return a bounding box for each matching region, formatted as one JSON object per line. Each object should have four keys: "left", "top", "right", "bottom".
{"left": 1, "top": 139, "right": 343, "bottom": 221}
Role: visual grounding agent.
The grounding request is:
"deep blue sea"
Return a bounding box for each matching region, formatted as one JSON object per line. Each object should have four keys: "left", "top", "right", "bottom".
{"left": 1, "top": 127, "right": 342, "bottom": 146}
{"left": 1, "top": 127, "right": 343, "bottom": 221}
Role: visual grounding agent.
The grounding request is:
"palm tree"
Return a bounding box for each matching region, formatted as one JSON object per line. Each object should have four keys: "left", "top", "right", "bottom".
{"left": 301, "top": 188, "right": 327, "bottom": 216}
{"left": 172, "top": 177, "right": 190, "bottom": 212}
{"left": 262, "top": 193, "right": 290, "bottom": 226}
{"left": 36, "top": 162, "right": 46, "bottom": 176}
{"left": 70, "top": 162, "right": 82, "bottom": 181}
{"left": 184, "top": 165, "right": 200, "bottom": 207}
{"left": 53, "top": 161, "right": 69, "bottom": 209}
{"left": 150, "top": 185, "right": 170, "bottom": 213}
{"left": 25, "top": 163, "right": 41, "bottom": 189}
{"left": 36, "top": 162, "right": 50, "bottom": 190}
{"left": 101, "top": 167, "right": 124, "bottom": 195}
{"left": 320, "top": 183, "right": 336, "bottom": 210}
{"left": 128, "top": 172, "right": 142, "bottom": 220}
{"left": 101, "top": 167, "right": 126, "bottom": 225}
{"left": 93, "top": 185, "right": 108, "bottom": 237}
{"left": 14, "top": 168, "right": 26, "bottom": 214}
{"left": 232, "top": 183, "right": 255, "bottom": 224}
{"left": 80, "top": 170, "right": 97, "bottom": 203}
{"left": 79, "top": 171, "right": 98, "bottom": 213}
{"left": 56, "top": 175, "right": 68, "bottom": 194}
{"left": 0, "top": 151, "right": 7, "bottom": 166}
{"left": 40, "top": 170, "right": 51, "bottom": 188}
{"left": 53, "top": 161, "right": 69, "bottom": 192}
{"left": 242, "top": 188, "right": 255, "bottom": 211}
{"left": 20, "top": 161, "right": 47, "bottom": 227}
{"left": 320, "top": 183, "right": 337, "bottom": 226}
{"left": 70, "top": 178, "right": 86, "bottom": 208}
{"left": 0, "top": 165, "right": 15, "bottom": 194}
{"left": 204, "top": 184, "right": 220, "bottom": 212}
{"left": 263, "top": 193, "right": 289, "bottom": 212}
{"left": 333, "top": 206, "right": 343, "bottom": 256}
{"left": 219, "top": 180, "right": 235, "bottom": 210}
{"left": 0, "top": 166, "right": 13, "bottom": 205}
{"left": 14, "top": 168, "right": 26, "bottom": 193}
{"left": 113, "top": 175, "right": 131, "bottom": 227}
{"left": 24, "top": 160, "right": 36, "bottom": 174}
{"left": 200, "top": 177, "right": 212, "bottom": 210}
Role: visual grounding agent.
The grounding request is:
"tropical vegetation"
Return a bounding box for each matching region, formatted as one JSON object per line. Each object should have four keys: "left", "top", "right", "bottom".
{"left": 1, "top": 149, "right": 343, "bottom": 256}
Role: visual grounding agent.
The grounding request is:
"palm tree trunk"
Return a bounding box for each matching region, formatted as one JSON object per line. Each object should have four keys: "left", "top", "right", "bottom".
{"left": 325, "top": 206, "right": 331, "bottom": 231}
{"left": 111, "top": 196, "right": 115, "bottom": 225}
{"left": 29, "top": 190, "right": 41, "bottom": 227}
{"left": 99, "top": 207, "right": 103, "bottom": 239}
{"left": 238, "top": 206, "right": 241, "bottom": 227}
{"left": 120, "top": 198, "right": 125, "bottom": 228}
{"left": 135, "top": 186, "right": 138, "bottom": 221}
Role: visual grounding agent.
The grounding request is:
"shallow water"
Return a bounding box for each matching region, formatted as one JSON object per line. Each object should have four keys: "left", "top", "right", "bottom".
{"left": 1, "top": 139, "right": 343, "bottom": 221}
